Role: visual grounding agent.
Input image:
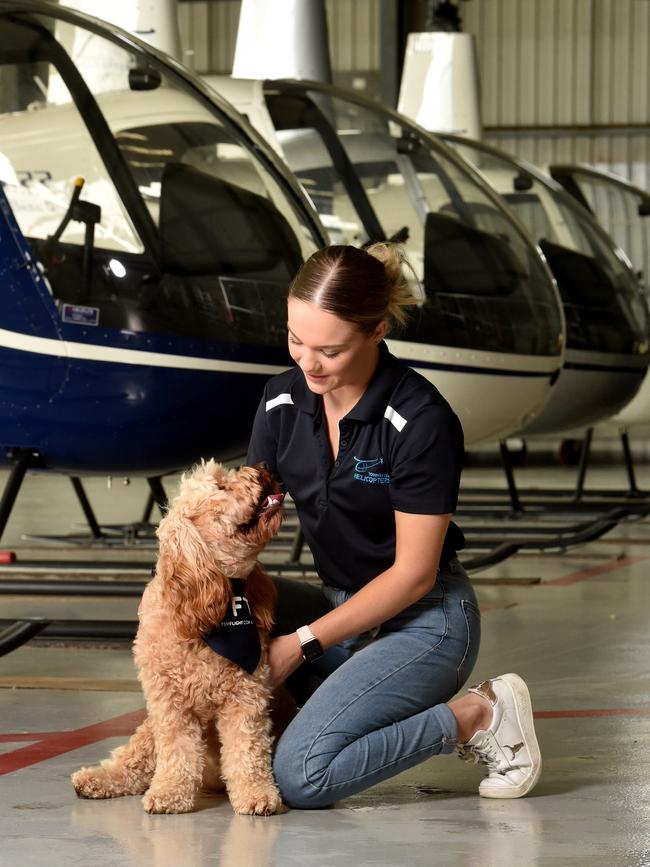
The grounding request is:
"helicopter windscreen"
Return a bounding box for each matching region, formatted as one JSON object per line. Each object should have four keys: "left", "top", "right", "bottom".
{"left": 264, "top": 87, "right": 562, "bottom": 358}
{"left": 0, "top": 13, "right": 317, "bottom": 347}
{"left": 551, "top": 167, "right": 650, "bottom": 300}
{"left": 450, "top": 142, "right": 649, "bottom": 357}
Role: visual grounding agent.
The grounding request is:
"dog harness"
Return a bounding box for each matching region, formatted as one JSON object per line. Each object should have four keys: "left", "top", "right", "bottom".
{"left": 203, "top": 578, "right": 261, "bottom": 674}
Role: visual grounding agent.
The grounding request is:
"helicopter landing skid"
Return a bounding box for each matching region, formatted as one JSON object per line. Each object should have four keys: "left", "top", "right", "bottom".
{"left": 22, "top": 523, "right": 158, "bottom": 547}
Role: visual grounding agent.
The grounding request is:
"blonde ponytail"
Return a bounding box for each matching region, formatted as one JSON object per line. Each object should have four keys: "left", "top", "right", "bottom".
{"left": 365, "top": 242, "right": 421, "bottom": 327}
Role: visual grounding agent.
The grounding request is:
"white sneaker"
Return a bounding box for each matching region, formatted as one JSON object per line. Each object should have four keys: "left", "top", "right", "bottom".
{"left": 458, "top": 673, "right": 542, "bottom": 799}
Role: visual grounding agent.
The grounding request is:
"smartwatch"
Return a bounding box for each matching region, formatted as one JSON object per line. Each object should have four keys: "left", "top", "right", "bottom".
{"left": 296, "top": 625, "right": 323, "bottom": 662}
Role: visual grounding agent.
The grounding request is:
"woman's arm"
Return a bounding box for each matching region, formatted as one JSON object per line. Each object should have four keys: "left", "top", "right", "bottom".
{"left": 246, "top": 391, "right": 279, "bottom": 476}
{"left": 268, "top": 511, "right": 452, "bottom": 685}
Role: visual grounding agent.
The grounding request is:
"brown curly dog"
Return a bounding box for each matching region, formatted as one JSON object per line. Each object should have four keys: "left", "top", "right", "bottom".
{"left": 71, "top": 460, "right": 286, "bottom": 815}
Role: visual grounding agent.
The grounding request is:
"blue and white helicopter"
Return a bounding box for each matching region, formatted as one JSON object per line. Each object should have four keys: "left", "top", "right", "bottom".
{"left": 0, "top": 0, "right": 327, "bottom": 537}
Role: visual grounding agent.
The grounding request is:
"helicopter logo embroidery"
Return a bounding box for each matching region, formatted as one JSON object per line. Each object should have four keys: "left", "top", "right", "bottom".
{"left": 353, "top": 456, "right": 390, "bottom": 485}
{"left": 354, "top": 457, "right": 384, "bottom": 473}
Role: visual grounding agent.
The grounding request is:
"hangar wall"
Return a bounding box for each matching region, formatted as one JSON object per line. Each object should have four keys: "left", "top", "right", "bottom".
{"left": 464, "top": 0, "right": 650, "bottom": 187}
{"left": 177, "top": 0, "right": 650, "bottom": 185}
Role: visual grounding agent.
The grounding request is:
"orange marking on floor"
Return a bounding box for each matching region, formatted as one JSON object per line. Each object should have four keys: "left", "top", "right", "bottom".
{"left": 545, "top": 555, "right": 649, "bottom": 586}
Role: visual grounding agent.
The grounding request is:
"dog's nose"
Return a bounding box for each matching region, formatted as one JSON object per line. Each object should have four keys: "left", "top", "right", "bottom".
{"left": 254, "top": 461, "right": 270, "bottom": 471}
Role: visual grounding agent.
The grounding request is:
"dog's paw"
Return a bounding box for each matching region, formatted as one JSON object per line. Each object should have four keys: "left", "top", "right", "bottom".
{"left": 142, "top": 788, "right": 196, "bottom": 814}
{"left": 71, "top": 767, "right": 113, "bottom": 799}
{"left": 231, "top": 787, "right": 285, "bottom": 816}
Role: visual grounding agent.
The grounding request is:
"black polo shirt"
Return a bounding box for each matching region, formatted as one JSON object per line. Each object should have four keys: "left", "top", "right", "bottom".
{"left": 246, "top": 341, "right": 465, "bottom": 592}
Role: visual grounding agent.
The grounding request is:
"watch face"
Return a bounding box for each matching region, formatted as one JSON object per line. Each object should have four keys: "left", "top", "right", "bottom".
{"left": 301, "top": 638, "right": 323, "bottom": 662}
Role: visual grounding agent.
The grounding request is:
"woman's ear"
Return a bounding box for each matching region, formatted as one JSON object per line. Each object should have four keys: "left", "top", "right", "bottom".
{"left": 374, "top": 319, "right": 389, "bottom": 343}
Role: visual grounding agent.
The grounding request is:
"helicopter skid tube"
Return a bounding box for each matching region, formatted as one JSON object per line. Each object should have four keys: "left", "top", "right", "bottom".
{"left": 460, "top": 506, "right": 631, "bottom": 572}
{"left": 0, "top": 618, "right": 50, "bottom": 656}
{"left": 0, "top": 619, "right": 136, "bottom": 643}
{"left": 0, "top": 579, "right": 146, "bottom": 596}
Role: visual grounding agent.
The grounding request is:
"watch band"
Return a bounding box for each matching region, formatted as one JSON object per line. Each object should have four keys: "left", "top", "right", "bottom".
{"left": 296, "top": 625, "right": 323, "bottom": 662}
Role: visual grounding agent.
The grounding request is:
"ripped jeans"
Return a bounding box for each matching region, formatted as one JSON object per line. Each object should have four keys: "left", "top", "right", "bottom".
{"left": 271, "top": 559, "right": 481, "bottom": 809}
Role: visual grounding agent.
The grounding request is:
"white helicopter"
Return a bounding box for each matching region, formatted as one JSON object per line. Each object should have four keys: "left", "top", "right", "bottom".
{"left": 550, "top": 164, "right": 650, "bottom": 433}
{"left": 393, "top": 14, "right": 649, "bottom": 440}
{"left": 439, "top": 136, "right": 650, "bottom": 437}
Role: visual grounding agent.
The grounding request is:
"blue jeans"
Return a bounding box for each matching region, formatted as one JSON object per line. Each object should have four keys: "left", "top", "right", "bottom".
{"left": 271, "top": 559, "right": 481, "bottom": 809}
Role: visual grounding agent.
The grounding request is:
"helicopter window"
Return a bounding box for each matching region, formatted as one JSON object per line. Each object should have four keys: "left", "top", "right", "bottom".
{"left": 265, "top": 87, "right": 563, "bottom": 356}
{"left": 502, "top": 192, "right": 559, "bottom": 244}
{"left": 0, "top": 60, "right": 144, "bottom": 255}
{"left": 111, "top": 122, "right": 268, "bottom": 223}
{"left": 0, "top": 13, "right": 323, "bottom": 347}
{"left": 91, "top": 63, "right": 318, "bottom": 266}
{"left": 467, "top": 146, "right": 649, "bottom": 354}
{"left": 267, "top": 95, "right": 376, "bottom": 247}
{"left": 570, "top": 173, "right": 650, "bottom": 295}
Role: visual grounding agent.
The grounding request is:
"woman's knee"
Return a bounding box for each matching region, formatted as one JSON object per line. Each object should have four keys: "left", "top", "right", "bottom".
{"left": 273, "top": 732, "right": 336, "bottom": 809}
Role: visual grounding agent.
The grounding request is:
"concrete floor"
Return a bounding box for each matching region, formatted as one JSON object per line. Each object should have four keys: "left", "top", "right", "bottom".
{"left": 1, "top": 458, "right": 649, "bottom": 866}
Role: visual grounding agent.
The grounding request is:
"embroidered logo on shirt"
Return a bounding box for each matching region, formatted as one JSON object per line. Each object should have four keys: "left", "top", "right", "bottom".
{"left": 353, "top": 456, "right": 390, "bottom": 485}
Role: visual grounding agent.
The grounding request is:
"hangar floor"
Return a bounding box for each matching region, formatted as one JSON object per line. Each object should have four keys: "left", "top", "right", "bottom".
{"left": 0, "top": 455, "right": 649, "bottom": 867}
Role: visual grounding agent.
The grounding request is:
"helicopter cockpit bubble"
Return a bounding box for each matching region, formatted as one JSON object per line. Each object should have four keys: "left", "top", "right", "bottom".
{"left": 550, "top": 164, "right": 650, "bottom": 430}
{"left": 442, "top": 135, "right": 650, "bottom": 436}
{"left": 0, "top": 1, "right": 326, "bottom": 480}
{"left": 222, "top": 78, "right": 565, "bottom": 445}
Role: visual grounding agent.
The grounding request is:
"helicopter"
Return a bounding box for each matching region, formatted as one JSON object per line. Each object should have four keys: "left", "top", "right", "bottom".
{"left": 50, "top": 0, "right": 573, "bottom": 451}
{"left": 549, "top": 163, "right": 650, "bottom": 432}
{"left": 208, "top": 75, "right": 567, "bottom": 447}
{"left": 438, "top": 135, "right": 650, "bottom": 437}
{"left": 0, "top": 0, "right": 328, "bottom": 538}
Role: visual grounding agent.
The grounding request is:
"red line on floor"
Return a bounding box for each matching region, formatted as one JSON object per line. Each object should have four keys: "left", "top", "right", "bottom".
{"left": 0, "top": 734, "right": 40, "bottom": 743}
{"left": 2, "top": 703, "right": 650, "bottom": 776}
{"left": 544, "top": 555, "right": 649, "bottom": 586}
{"left": 0, "top": 708, "right": 145, "bottom": 776}
{"left": 534, "top": 707, "right": 650, "bottom": 719}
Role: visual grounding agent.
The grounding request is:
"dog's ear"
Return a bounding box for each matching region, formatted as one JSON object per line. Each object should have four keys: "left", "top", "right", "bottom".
{"left": 245, "top": 564, "right": 277, "bottom": 634}
{"left": 156, "top": 515, "right": 231, "bottom": 640}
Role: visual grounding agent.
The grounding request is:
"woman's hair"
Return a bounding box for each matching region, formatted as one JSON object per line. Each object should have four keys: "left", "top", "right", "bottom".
{"left": 288, "top": 243, "right": 420, "bottom": 333}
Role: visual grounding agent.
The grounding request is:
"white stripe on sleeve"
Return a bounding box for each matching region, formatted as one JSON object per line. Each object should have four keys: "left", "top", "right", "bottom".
{"left": 384, "top": 405, "right": 407, "bottom": 432}
{"left": 265, "top": 393, "right": 294, "bottom": 412}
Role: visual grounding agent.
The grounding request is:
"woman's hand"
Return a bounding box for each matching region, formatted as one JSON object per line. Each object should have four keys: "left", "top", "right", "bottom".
{"left": 267, "top": 633, "right": 304, "bottom": 687}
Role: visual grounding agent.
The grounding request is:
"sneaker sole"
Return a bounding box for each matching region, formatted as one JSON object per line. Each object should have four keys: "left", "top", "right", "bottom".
{"left": 479, "top": 672, "right": 542, "bottom": 799}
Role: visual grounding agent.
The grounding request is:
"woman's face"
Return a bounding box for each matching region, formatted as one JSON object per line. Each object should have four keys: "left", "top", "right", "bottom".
{"left": 287, "top": 298, "right": 386, "bottom": 396}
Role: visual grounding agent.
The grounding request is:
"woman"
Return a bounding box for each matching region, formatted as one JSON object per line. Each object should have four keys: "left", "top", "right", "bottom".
{"left": 247, "top": 244, "right": 542, "bottom": 809}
